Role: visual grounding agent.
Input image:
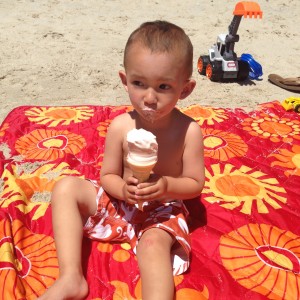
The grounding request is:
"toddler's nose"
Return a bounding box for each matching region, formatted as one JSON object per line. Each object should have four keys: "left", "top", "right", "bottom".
{"left": 144, "top": 89, "right": 157, "bottom": 105}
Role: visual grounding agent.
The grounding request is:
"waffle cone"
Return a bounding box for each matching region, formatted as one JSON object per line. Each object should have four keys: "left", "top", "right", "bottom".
{"left": 127, "top": 160, "right": 156, "bottom": 183}
{"left": 127, "top": 159, "right": 156, "bottom": 211}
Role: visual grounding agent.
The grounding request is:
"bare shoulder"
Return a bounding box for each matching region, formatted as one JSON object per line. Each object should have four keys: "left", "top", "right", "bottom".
{"left": 175, "top": 109, "right": 202, "bottom": 136}
{"left": 107, "top": 112, "right": 132, "bottom": 133}
{"left": 110, "top": 111, "right": 131, "bottom": 126}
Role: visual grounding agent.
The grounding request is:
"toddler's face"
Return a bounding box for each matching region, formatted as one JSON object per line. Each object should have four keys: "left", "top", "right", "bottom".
{"left": 120, "top": 45, "right": 190, "bottom": 124}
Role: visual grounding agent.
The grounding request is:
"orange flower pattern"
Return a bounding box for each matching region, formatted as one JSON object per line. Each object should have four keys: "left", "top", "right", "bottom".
{"left": 0, "top": 101, "right": 299, "bottom": 299}
{"left": 220, "top": 224, "right": 300, "bottom": 300}
{"left": 204, "top": 163, "right": 287, "bottom": 214}
{"left": 15, "top": 129, "right": 86, "bottom": 160}
{"left": 202, "top": 128, "right": 248, "bottom": 160}
{"left": 109, "top": 278, "right": 209, "bottom": 299}
{"left": 1, "top": 162, "right": 81, "bottom": 219}
{"left": 270, "top": 144, "right": 300, "bottom": 177}
{"left": 242, "top": 112, "right": 300, "bottom": 143}
{"left": 0, "top": 122, "right": 9, "bottom": 137}
{"left": 181, "top": 104, "right": 229, "bottom": 126}
{"left": 0, "top": 217, "right": 58, "bottom": 299}
{"left": 97, "top": 119, "right": 112, "bottom": 138}
{"left": 25, "top": 106, "right": 94, "bottom": 126}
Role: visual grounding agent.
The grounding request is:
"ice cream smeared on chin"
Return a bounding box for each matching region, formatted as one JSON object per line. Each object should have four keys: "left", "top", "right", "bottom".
{"left": 142, "top": 108, "right": 157, "bottom": 123}
{"left": 127, "top": 128, "right": 158, "bottom": 210}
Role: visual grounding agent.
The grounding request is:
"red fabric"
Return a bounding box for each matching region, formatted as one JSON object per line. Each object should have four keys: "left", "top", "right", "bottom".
{"left": 0, "top": 101, "right": 299, "bottom": 299}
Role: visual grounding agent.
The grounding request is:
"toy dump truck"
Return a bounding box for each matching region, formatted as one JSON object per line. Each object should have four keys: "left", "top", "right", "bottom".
{"left": 282, "top": 97, "right": 300, "bottom": 112}
{"left": 198, "top": 1, "right": 263, "bottom": 81}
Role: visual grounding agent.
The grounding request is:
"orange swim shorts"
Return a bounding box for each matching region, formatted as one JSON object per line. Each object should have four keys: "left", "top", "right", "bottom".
{"left": 83, "top": 185, "right": 191, "bottom": 275}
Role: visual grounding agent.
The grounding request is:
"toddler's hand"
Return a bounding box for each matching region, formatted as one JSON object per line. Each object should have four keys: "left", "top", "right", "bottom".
{"left": 134, "top": 175, "right": 168, "bottom": 202}
{"left": 123, "top": 176, "right": 139, "bottom": 205}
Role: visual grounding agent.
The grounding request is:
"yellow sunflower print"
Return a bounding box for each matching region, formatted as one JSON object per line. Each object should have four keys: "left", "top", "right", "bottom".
{"left": 242, "top": 113, "right": 300, "bottom": 143}
{"left": 204, "top": 164, "right": 287, "bottom": 214}
{"left": 0, "top": 162, "right": 81, "bottom": 219}
{"left": 202, "top": 128, "right": 248, "bottom": 161}
{"left": 270, "top": 145, "right": 300, "bottom": 177}
{"left": 181, "top": 105, "right": 228, "bottom": 126}
{"left": 25, "top": 106, "right": 94, "bottom": 126}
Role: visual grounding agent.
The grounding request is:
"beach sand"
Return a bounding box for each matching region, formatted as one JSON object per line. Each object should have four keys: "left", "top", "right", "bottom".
{"left": 0, "top": 0, "right": 299, "bottom": 123}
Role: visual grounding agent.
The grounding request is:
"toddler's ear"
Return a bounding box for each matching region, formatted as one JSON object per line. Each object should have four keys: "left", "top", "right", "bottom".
{"left": 179, "top": 79, "right": 196, "bottom": 100}
{"left": 119, "top": 70, "right": 128, "bottom": 92}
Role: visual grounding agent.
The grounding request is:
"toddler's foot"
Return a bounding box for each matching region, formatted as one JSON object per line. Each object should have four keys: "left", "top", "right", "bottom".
{"left": 38, "top": 273, "right": 88, "bottom": 300}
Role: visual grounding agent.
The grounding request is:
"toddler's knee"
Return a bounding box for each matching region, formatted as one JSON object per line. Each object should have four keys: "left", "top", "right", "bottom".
{"left": 51, "top": 176, "right": 80, "bottom": 199}
{"left": 137, "top": 230, "right": 173, "bottom": 256}
{"left": 51, "top": 176, "right": 96, "bottom": 217}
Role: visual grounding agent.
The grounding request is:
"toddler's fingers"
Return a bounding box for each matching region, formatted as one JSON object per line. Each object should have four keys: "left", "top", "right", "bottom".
{"left": 126, "top": 176, "right": 139, "bottom": 185}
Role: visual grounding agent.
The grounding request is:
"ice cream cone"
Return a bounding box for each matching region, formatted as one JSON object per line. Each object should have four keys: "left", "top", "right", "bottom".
{"left": 127, "top": 160, "right": 156, "bottom": 183}
{"left": 126, "top": 128, "right": 158, "bottom": 211}
{"left": 127, "top": 159, "right": 156, "bottom": 210}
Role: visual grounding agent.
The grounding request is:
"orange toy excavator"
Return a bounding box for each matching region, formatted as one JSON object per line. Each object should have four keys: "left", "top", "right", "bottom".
{"left": 198, "top": 2, "right": 263, "bottom": 81}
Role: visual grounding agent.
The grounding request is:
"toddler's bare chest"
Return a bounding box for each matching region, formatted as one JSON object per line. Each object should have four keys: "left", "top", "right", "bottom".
{"left": 155, "top": 137, "right": 183, "bottom": 176}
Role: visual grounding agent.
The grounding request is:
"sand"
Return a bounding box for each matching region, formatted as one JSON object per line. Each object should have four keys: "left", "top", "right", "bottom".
{"left": 0, "top": 0, "right": 299, "bottom": 123}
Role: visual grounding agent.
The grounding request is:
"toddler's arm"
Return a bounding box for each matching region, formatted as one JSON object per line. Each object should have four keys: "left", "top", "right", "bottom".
{"left": 100, "top": 114, "right": 137, "bottom": 202}
{"left": 135, "top": 121, "right": 205, "bottom": 201}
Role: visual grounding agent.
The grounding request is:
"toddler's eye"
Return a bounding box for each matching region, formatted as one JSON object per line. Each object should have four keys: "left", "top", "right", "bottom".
{"left": 159, "top": 84, "right": 170, "bottom": 90}
{"left": 133, "top": 81, "right": 143, "bottom": 86}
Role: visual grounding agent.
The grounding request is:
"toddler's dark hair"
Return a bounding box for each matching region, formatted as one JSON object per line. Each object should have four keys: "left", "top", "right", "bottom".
{"left": 124, "top": 20, "right": 193, "bottom": 77}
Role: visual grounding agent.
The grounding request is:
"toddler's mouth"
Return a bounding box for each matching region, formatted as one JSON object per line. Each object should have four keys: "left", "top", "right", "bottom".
{"left": 142, "top": 109, "right": 157, "bottom": 123}
{"left": 142, "top": 106, "right": 156, "bottom": 111}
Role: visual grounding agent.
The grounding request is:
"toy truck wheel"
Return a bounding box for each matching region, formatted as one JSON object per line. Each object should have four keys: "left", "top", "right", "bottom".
{"left": 237, "top": 60, "right": 249, "bottom": 81}
{"left": 198, "top": 55, "right": 209, "bottom": 75}
{"left": 206, "top": 62, "right": 223, "bottom": 81}
{"left": 206, "top": 64, "right": 213, "bottom": 79}
{"left": 294, "top": 104, "right": 300, "bottom": 113}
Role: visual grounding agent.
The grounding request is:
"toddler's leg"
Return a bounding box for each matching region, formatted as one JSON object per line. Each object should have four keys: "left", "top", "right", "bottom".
{"left": 136, "top": 228, "right": 175, "bottom": 300}
{"left": 38, "top": 177, "right": 97, "bottom": 300}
